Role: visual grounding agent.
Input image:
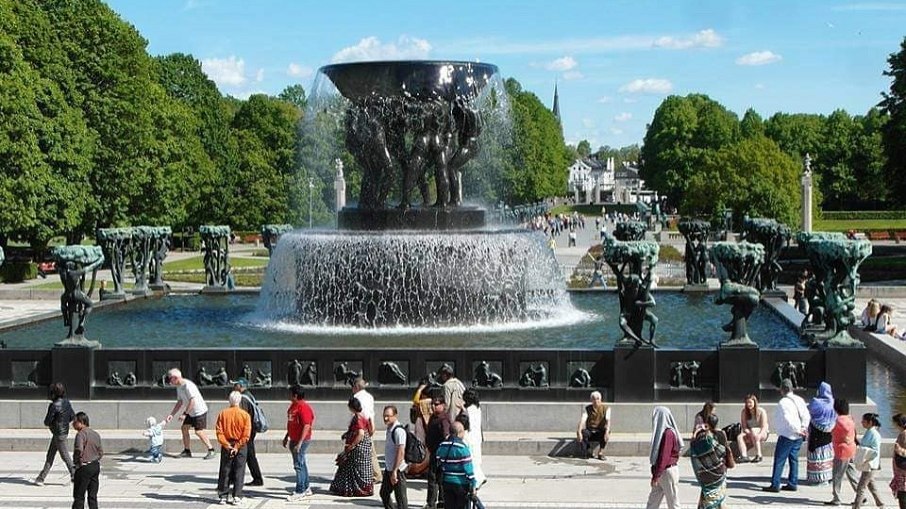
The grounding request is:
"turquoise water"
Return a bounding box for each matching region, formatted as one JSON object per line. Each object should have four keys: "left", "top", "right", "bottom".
{"left": 0, "top": 291, "right": 799, "bottom": 349}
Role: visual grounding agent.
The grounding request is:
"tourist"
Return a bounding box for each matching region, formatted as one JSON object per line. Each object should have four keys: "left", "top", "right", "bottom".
{"left": 233, "top": 378, "right": 263, "bottom": 486}
{"left": 826, "top": 398, "right": 859, "bottom": 506}
{"left": 71, "top": 412, "right": 103, "bottom": 509}
{"left": 568, "top": 227, "right": 577, "bottom": 247}
{"left": 437, "top": 421, "right": 477, "bottom": 509}
{"left": 425, "top": 397, "right": 453, "bottom": 509}
{"left": 329, "top": 397, "right": 374, "bottom": 497}
{"left": 214, "top": 390, "right": 251, "bottom": 505}
{"left": 646, "top": 406, "right": 683, "bottom": 509}
{"left": 408, "top": 381, "right": 433, "bottom": 477}
{"left": 861, "top": 300, "right": 881, "bottom": 328}
{"left": 690, "top": 413, "right": 734, "bottom": 509}
{"left": 693, "top": 401, "right": 716, "bottom": 436}
{"left": 463, "top": 388, "right": 487, "bottom": 487}
{"left": 351, "top": 377, "right": 381, "bottom": 481}
{"left": 380, "top": 405, "right": 408, "bottom": 509}
{"left": 808, "top": 382, "right": 838, "bottom": 485}
{"left": 284, "top": 385, "right": 314, "bottom": 501}
{"left": 142, "top": 416, "right": 165, "bottom": 463}
{"left": 439, "top": 365, "right": 466, "bottom": 422}
{"left": 764, "top": 378, "right": 810, "bottom": 492}
{"left": 875, "top": 305, "right": 899, "bottom": 337}
{"left": 852, "top": 413, "right": 884, "bottom": 509}
{"left": 165, "top": 368, "right": 215, "bottom": 459}
{"left": 736, "top": 393, "right": 769, "bottom": 463}
{"left": 576, "top": 390, "right": 611, "bottom": 460}
{"left": 890, "top": 413, "right": 906, "bottom": 509}
{"left": 34, "top": 382, "right": 76, "bottom": 486}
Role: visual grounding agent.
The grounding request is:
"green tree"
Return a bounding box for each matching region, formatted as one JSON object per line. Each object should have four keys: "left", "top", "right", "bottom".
{"left": 576, "top": 139, "right": 591, "bottom": 158}
{"left": 278, "top": 84, "right": 308, "bottom": 112}
{"left": 640, "top": 94, "right": 739, "bottom": 206}
{"left": 850, "top": 108, "right": 888, "bottom": 207}
{"left": 880, "top": 37, "right": 906, "bottom": 206}
{"left": 740, "top": 108, "right": 765, "bottom": 138}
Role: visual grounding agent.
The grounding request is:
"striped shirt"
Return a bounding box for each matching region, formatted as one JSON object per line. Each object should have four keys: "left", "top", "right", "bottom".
{"left": 436, "top": 437, "right": 476, "bottom": 489}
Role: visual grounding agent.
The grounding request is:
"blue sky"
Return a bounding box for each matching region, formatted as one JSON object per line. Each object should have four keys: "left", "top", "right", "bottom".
{"left": 107, "top": 0, "right": 906, "bottom": 149}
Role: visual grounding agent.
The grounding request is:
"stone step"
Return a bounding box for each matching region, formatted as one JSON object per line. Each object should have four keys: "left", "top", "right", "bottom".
{"left": 2, "top": 429, "right": 900, "bottom": 457}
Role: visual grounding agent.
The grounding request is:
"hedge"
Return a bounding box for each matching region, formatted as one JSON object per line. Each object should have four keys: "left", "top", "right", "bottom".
{"left": 0, "top": 261, "right": 38, "bottom": 283}
{"left": 822, "top": 211, "right": 906, "bottom": 220}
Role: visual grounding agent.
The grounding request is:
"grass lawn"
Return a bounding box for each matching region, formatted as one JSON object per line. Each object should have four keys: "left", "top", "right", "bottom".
{"left": 166, "top": 272, "right": 263, "bottom": 286}
{"left": 163, "top": 256, "right": 269, "bottom": 272}
{"left": 813, "top": 219, "right": 906, "bottom": 231}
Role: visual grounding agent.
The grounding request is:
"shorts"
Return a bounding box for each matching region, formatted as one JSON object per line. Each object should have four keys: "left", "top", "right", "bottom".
{"left": 183, "top": 412, "right": 207, "bottom": 430}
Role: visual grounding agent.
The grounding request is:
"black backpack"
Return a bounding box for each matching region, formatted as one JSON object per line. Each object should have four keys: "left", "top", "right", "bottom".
{"left": 391, "top": 423, "right": 427, "bottom": 464}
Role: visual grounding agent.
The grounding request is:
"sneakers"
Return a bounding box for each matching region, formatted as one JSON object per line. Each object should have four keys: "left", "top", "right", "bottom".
{"left": 204, "top": 449, "right": 216, "bottom": 460}
{"left": 179, "top": 449, "right": 192, "bottom": 458}
{"left": 218, "top": 496, "right": 229, "bottom": 505}
{"left": 33, "top": 479, "right": 44, "bottom": 486}
{"left": 231, "top": 496, "right": 243, "bottom": 506}
{"left": 286, "top": 488, "right": 313, "bottom": 501}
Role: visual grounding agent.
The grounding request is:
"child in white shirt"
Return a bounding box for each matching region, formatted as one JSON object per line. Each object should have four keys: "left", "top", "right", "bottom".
{"left": 143, "top": 416, "right": 165, "bottom": 463}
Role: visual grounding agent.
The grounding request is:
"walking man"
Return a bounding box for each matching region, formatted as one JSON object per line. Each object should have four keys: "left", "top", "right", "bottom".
{"left": 425, "top": 396, "right": 452, "bottom": 509}
{"left": 437, "top": 421, "right": 477, "bottom": 509}
{"left": 215, "top": 391, "right": 251, "bottom": 505}
{"left": 380, "top": 405, "right": 409, "bottom": 509}
{"left": 764, "top": 378, "right": 810, "bottom": 492}
{"left": 35, "top": 382, "right": 75, "bottom": 485}
{"left": 234, "top": 378, "right": 264, "bottom": 486}
{"left": 284, "top": 385, "right": 315, "bottom": 502}
{"left": 72, "top": 412, "right": 103, "bottom": 509}
{"left": 352, "top": 377, "right": 381, "bottom": 481}
{"left": 166, "top": 368, "right": 215, "bottom": 459}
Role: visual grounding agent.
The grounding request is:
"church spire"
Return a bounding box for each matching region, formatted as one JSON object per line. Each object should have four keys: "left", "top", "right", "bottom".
{"left": 552, "top": 82, "right": 561, "bottom": 126}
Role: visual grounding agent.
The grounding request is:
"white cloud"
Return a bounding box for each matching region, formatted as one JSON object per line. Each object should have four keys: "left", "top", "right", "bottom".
{"left": 619, "top": 78, "right": 673, "bottom": 95}
{"left": 545, "top": 56, "right": 578, "bottom": 71}
{"left": 332, "top": 35, "right": 431, "bottom": 63}
{"left": 201, "top": 56, "right": 247, "bottom": 87}
{"left": 562, "top": 70, "right": 584, "bottom": 81}
{"left": 755, "top": 83, "right": 766, "bottom": 90}
{"left": 255, "top": 69, "right": 264, "bottom": 83}
{"left": 614, "top": 112, "right": 633, "bottom": 122}
{"left": 287, "top": 63, "right": 314, "bottom": 79}
{"left": 582, "top": 118, "right": 596, "bottom": 129}
{"left": 597, "top": 96, "right": 612, "bottom": 104}
{"left": 736, "top": 51, "right": 782, "bottom": 66}
{"left": 609, "top": 127, "right": 624, "bottom": 135}
{"left": 653, "top": 29, "right": 723, "bottom": 50}
{"left": 230, "top": 89, "right": 268, "bottom": 100}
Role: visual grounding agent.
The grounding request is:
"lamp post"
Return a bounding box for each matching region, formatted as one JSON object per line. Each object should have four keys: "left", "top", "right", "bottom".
{"left": 308, "top": 177, "right": 314, "bottom": 229}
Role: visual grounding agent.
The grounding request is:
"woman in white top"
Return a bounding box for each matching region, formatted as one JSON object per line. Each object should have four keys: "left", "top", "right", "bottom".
{"left": 875, "top": 305, "right": 899, "bottom": 337}
{"left": 463, "top": 388, "right": 486, "bottom": 487}
{"left": 737, "top": 393, "right": 769, "bottom": 463}
{"left": 852, "top": 413, "right": 884, "bottom": 509}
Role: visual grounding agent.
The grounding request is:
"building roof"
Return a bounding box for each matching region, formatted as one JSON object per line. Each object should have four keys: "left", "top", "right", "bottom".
{"left": 615, "top": 167, "right": 639, "bottom": 179}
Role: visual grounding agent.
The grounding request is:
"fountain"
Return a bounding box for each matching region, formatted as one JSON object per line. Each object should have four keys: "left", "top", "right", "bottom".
{"left": 678, "top": 218, "right": 710, "bottom": 288}
{"left": 97, "top": 228, "right": 132, "bottom": 300}
{"left": 710, "top": 241, "right": 764, "bottom": 346}
{"left": 259, "top": 61, "right": 569, "bottom": 328}
{"left": 54, "top": 245, "right": 104, "bottom": 347}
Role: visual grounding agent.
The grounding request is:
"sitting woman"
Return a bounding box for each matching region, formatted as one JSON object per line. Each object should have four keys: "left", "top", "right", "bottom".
{"left": 875, "top": 304, "right": 899, "bottom": 337}
{"left": 860, "top": 300, "right": 880, "bottom": 328}
{"left": 736, "top": 394, "right": 769, "bottom": 463}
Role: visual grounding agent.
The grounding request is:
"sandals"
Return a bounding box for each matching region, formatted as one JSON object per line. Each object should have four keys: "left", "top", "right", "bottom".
{"left": 752, "top": 455, "right": 763, "bottom": 463}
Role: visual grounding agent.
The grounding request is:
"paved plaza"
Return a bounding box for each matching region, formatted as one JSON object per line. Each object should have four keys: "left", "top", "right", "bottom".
{"left": 1, "top": 450, "right": 895, "bottom": 508}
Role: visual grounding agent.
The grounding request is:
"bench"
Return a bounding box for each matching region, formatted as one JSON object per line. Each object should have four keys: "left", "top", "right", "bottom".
{"left": 866, "top": 230, "right": 892, "bottom": 241}
{"left": 894, "top": 230, "right": 906, "bottom": 243}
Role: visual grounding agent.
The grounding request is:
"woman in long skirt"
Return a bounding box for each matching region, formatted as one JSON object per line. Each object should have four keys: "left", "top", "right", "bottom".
{"left": 807, "top": 382, "right": 837, "bottom": 484}
{"left": 329, "top": 397, "right": 374, "bottom": 497}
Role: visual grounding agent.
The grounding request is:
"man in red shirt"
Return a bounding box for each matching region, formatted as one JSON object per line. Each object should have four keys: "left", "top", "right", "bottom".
{"left": 283, "top": 385, "right": 315, "bottom": 501}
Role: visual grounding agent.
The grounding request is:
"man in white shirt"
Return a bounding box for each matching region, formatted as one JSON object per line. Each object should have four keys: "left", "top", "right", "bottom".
{"left": 380, "top": 405, "right": 408, "bottom": 509}
{"left": 763, "top": 378, "right": 810, "bottom": 492}
{"left": 166, "top": 368, "right": 216, "bottom": 459}
{"left": 352, "top": 377, "right": 381, "bottom": 480}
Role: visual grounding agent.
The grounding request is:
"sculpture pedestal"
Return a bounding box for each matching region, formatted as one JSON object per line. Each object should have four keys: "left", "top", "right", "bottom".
{"left": 613, "top": 345, "right": 654, "bottom": 402}
{"left": 825, "top": 344, "right": 866, "bottom": 402}
{"left": 201, "top": 286, "right": 231, "bottom": 294}
{"left": 150, "top": 283, "right": 170, "bottom": 293}
{"left": 132, "top": 288, "right": 153, "bottom": 297}
{"left": 761, "top": 289, "right": 788, "bottom": 301}
{"left": 338, "top": 206, "right": 486, "bottom": 231}
{"left": 683, "top": 284, "right": 710, "bottom": 293}
{"left": 100, "top": 291, "right": 126, "bottom": 301}
{"left": 718, "top": 343, "right": 759, "bottom": 402}
{"left": 52, "top": 343, "right": 98, "bottom": 399}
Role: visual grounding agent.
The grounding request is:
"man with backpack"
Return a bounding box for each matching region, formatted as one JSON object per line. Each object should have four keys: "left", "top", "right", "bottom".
{"left": 380, "top": 405, "right": 409, "bottom": 509}
{"left": 234, "top": 378, "right": 266, "bottom": 486}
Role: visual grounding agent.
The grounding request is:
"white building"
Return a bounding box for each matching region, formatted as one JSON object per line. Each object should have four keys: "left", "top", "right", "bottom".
{"left": 568, "top": 158, "right": 658, "bottom": 205}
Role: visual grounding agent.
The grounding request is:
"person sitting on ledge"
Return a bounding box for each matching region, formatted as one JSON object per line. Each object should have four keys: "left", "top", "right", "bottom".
{"left": 576, "top": 391, "right": 610, "bottom": 460}
{"left": 736, "top": 393, "right": 769, "bottom": 463}
{"left": 875, "top": 304, "right": 900, "bottom": 338}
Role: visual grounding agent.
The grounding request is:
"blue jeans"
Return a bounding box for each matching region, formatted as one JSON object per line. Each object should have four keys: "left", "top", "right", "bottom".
{"left": 771, "top": 435, "right": 803, "bottom": 489}
{"left": 149, "top": 445, "right": 162, "bottom": 462}
{"left": 291, "top": 440, "right": 311, "bottom": 494}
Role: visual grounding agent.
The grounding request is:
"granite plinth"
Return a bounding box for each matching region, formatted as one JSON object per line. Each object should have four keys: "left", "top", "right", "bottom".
{"left": 338, "top": 206, "right": 486, "bottom": 230}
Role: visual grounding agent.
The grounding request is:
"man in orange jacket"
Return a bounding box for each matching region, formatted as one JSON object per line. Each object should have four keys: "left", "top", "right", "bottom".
{"left": 216, "top": 391, "right": 252, "bottom": 505}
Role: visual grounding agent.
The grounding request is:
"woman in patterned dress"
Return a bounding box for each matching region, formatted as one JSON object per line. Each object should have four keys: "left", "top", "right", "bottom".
{"left": 890, "top": 413, "right": 906, "bottom": 509}
{"left": 807, "top": 382, "right": 837, "bottom": 484}
{"left": 329, "top": 397, "right": 374, "bottom": 497}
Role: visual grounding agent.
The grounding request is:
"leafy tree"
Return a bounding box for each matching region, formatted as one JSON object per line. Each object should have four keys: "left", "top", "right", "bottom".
{"left": 576, "top": 139, "right": 591, "bottom": 158}
{"left": 880, "top": 37, "right": 906, "bottom": 206}
{"left": 740, "top": 108, "right": 765, "bottom": 138}
{"left": 850, "top": 108, "right": 888, "bottom": 207}
{"left": 640, "top": 94, "right": 739, "bottom": 206}
{"left": 278, "top": 84, "right": 308, "bottom": 112}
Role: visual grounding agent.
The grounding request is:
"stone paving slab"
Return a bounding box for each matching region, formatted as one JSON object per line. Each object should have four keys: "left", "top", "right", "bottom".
{"left": 0, "top": 451, "right": 892, "bottom": 508}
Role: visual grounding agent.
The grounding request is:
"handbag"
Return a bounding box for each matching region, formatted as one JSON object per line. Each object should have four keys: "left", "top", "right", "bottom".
{"left": 854, "top": 446, "right": 878, "bottom": 472}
